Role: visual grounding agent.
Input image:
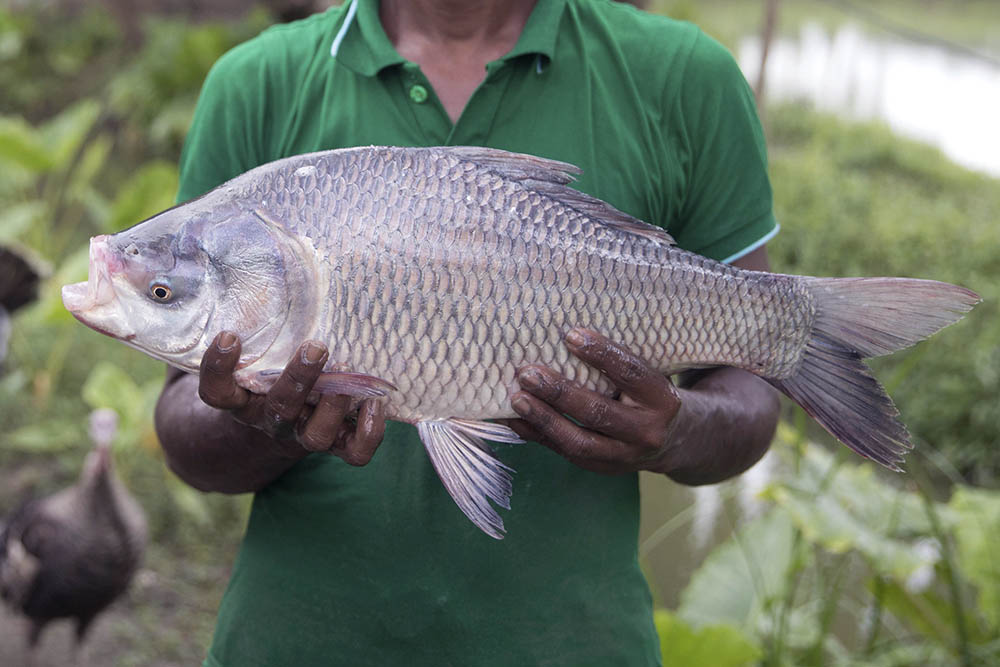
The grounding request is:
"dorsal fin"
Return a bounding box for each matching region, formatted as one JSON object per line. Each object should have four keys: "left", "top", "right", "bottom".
{"left": 443, "top": 146, "right": 580, "bottom": 183}
{"left": 443, "top": 146, "right": 676, "bottom": 246}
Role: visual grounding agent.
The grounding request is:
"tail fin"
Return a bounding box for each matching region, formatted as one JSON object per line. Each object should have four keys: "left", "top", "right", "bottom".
{"left": 771, "top": 277, "right": 979, "bottom": 470}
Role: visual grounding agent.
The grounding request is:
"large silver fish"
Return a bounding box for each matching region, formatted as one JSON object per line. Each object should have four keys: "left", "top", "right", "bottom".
{"left": 62, "top": 146, "right": 979, "bottom": 538}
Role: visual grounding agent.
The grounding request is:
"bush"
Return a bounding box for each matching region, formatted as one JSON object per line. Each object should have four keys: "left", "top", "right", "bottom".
{"left": 766, "top": 103, "right": 1000, "bottom": 485}
{"left": 662, "top": 432, "right": 1000, "bottom": 666}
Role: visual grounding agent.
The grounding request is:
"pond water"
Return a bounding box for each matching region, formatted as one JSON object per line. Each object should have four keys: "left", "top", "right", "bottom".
{"left": 738, "top": 23, "right": 1000, "bottom": 177}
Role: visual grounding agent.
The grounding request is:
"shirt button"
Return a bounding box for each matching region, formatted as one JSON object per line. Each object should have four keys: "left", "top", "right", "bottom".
{"left": 409, "top": 84, "right": 428, "bottom": 104}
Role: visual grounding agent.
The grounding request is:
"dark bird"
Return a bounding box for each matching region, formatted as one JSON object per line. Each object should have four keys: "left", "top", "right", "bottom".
{"left": 0, "top": 409, "right": 148, "bottom": 660}
{"left": 0, "top": 244, "right": 44, "bottom": 367}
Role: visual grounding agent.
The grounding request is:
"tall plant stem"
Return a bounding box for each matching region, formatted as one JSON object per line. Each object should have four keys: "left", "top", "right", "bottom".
{"left": 808, "top": 551, "right": 850, "bottom": 664}
{"left": 768, "top": 528, "right": 803, "bottom": 666}
{"left": 915, "top": 468, "right": 972, "bottom": 666}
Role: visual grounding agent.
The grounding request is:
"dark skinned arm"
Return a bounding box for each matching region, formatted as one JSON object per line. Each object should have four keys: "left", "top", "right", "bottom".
{"left": 506, "top": 246, "right": 781, "bottom": 485}
{"left": 154, "top": 333, "right": 386, "bottom": 494}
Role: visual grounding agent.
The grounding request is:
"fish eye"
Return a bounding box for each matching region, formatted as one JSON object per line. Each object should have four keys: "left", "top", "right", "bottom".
{"left": 149, "top": 282, "right": 173, "bottom": 302}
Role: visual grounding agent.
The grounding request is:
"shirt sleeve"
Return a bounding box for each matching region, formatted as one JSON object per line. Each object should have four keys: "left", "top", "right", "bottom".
{"left": 175, "top": 43, "right": 269, "bottom": 203}
{"left": 669, "top": 30, "right": 778, "bottom": 262}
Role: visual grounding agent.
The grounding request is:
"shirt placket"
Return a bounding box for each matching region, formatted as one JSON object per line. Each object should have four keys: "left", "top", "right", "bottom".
{"left": 397, "top": 62, "right": 452, "bottom": 145}
{"left": 393, "top": 59, "right": 517, "bottom": 147}
{"left": 448, "top": 60, "right": 514, "bottom": 146}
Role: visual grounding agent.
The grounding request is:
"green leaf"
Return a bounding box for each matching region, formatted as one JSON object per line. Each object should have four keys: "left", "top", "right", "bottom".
{"left": 106, "top": 160, "right": 179, "bottom": 232}
{"left": 679, "top": 508, "right": 797, "bottom": 630}
{"left": 655, "top": 609, "right": 761, "bottom": 667}
{"left": 949, "top": 487, "right": 1000, "bottom": 627}
{"left": 82, "top": 361, "right": 140, "bottom": 416}
{"left": 3, "top": 420, "right": 82, "bottom": 453}
{"left": 0, "top": 15, "right": 24, "bottom": 62}
{"left": 768, "top": 484, "right": 932, "bottom": 581}
{"left": 765, "top": 439, "right": 943, "bottom": 581}
{"left": 38, "top": 98, "right": 101, "bottom": 170}
{"left": 30, "top": 243, "right": 89, "bottom": 323}
{"left": 864, "top": 641, "right": 956, "bottom": 667}
{"left": 0, "top": 367, "right": 28, "bottom": 398}
{"left": 70, "top": 133, "right": 112, "bottom": 193}
{"left": 166, "top": 475, "right": 211, "bottom": 526}
{"left": 871, "top": 577, "right": 959, "bottom": 646}
{"left": 0, "top": 116, "right": 53, "bottom": 171}
{"left": 80, "top": 187, "right": 111, "bottom": 228}
{"left": 81, "top": 361, "right": 162, "bottom": 455}
{"left": 149, "top": 95, "right": 197, "bottom": 149}
{"left": 0, "top": 201, "right": 46, "bottom": 244}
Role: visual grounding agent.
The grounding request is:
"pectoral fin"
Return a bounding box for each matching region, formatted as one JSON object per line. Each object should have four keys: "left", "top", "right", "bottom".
{"left": 313, "top": 372, "right": 397, "bottom": 397}
{"left": 417, "top": 419, "right": 523, "bottom": 539}
{"left": 251, "top": 369, "right": 396, "bottom": 398}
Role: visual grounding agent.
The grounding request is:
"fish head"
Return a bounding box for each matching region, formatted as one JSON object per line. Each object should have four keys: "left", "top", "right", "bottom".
{"left": 62, "top": 204, "right": 306, "bottom": 373}
{"left": 61, "top": 220, "right": 214, "bottom": 368}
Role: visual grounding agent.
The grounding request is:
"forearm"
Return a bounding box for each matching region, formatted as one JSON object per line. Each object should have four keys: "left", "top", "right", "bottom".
{"left": 154, "top": 369, "right": 307, "bottom": 494}
{"left": 657, "top": 367, "right": 780, "bottom": 485}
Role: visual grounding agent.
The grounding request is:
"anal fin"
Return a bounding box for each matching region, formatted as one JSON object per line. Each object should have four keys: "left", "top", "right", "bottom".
{"left": 417, "top": 419, "right": 523, "bottom": 539}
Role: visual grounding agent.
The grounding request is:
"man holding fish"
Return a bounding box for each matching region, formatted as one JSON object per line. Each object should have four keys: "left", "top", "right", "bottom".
{"left": 155, "top": 0, "right": 785, "bottom": 664}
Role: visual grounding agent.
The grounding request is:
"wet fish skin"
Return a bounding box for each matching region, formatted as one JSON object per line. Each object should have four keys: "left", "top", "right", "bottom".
{"left": 61, "top": 146, "right": 979, "bottom": 538}
{"left": 243, "top": 147, "right": 814, "bottom": 421}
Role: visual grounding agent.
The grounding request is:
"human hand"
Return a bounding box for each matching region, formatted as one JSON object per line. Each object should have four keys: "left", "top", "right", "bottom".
{"left": 197, "top": 331, "right": 386, "bottom": 465}
{"left": 505, "top": 328, "right": 683, "bottom": 474}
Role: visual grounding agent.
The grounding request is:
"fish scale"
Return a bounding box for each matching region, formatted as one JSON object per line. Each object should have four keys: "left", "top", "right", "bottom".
{"left": 63, "top": 145, "right": 979, "bottom": 538}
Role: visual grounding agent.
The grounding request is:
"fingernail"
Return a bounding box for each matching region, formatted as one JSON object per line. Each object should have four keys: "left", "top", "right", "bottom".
{"left": 302, "top": 341, "right": 327, "bottom": 364}
{"left": 518, "top": 367, "right": 543, "bottom": 389}
{"left": 565, "top": 329, "right": 586, "bottom": 347}
{"left": 511, "top": 394, "right": 532, "bottom": 417}
{"left": 217, "top": 331, "right": 237, "bottom": 352}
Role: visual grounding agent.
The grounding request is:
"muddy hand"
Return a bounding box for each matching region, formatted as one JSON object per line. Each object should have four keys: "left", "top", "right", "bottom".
{"left": 507, "top": 327, "right": 682, "bottom": 474}
{"left": 199, "top": 331, "right": 386, "bottom": 465}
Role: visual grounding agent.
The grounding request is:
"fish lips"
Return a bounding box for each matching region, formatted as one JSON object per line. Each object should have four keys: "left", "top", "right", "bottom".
{"left": 61, "top": 235, "right": 136, "bottom": 342}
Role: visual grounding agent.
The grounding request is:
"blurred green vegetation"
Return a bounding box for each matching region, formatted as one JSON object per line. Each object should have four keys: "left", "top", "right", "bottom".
{"left": 653, "top": 430, "right": 1000, "bottom": 667}
{"left": 0, "top": 4, "right": 269, "bottom": 663}
{"left": 0, "top": 1, "right": 998, "bottom": 665}
{"left": 0, "top": 6, "right": 121, "bottom": 119}
{"left": 767, "top": 104, "right": 999, "bottom": 485}
{"left": 0, "top": 1, "right": 269, "bottom": 516}
{"left": 657, "top": 0, "right": 1000, "bottom": 51}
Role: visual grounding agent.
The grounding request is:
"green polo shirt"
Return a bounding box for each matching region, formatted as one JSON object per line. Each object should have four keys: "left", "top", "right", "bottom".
{"left": 179, "top": 2, "right": 777, "bottom": 665}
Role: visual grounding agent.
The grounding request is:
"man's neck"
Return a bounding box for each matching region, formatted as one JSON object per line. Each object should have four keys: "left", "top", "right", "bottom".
{"left": 379, "top": 0, "right": 538, "bottom": 123}
{"left": 380, "top": 0, "right": 536, "bottom": 51}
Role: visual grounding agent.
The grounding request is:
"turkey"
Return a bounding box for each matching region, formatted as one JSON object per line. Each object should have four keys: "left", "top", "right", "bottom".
{"left": 0, "top": 244, "right": 44, "bottom": 368}
{"left": 0, "top": 409, "right": 148, "bottom": 660}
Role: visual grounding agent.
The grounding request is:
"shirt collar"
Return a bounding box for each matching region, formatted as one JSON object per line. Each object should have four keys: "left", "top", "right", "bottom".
{"left": 502, "top": 0, "right": 565, "bottom": 64}
{"left": 331, "top": 0, "right": 567, "bottom": 76}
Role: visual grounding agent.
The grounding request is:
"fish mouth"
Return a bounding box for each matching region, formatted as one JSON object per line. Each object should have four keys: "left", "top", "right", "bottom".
{"left": 61, "top": 235, "right": 136, "bottom": 341}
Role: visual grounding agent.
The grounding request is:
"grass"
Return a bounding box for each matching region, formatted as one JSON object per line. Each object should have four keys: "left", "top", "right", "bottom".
{"left": 655, "top": 0, "right": 1000, "bottom": 53}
